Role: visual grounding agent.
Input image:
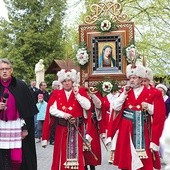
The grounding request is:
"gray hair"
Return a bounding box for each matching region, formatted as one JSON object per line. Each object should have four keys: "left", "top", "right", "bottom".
{"left": 52, "top": 80, "right": 62, "bottom": 89}
{"left": 0, "top": 58, "right": 13, "bottom": 68}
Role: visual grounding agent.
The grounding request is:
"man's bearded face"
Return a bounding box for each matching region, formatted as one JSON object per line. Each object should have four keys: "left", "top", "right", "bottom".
{"left": 129, "top": 75, "right": 142, "bottom": 88}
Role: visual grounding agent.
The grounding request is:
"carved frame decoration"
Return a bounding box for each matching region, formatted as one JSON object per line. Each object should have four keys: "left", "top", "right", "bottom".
{"left": 84, "top": 2, "right": 128, "bottom": 24}
{"left": 79, "top": 2, "right": 134, "bottom": 86}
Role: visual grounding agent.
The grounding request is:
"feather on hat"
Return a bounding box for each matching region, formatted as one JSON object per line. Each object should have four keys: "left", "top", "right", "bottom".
{"left": 126, "top": 45, "right": 146, "bottom": 79}
{"left": 144, "top": 67, "right": 153, "bottom": 81}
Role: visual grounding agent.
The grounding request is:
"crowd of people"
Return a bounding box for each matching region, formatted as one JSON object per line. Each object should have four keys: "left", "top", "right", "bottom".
{"left": 0, "top": 57, "right": 170, "bottom": 170}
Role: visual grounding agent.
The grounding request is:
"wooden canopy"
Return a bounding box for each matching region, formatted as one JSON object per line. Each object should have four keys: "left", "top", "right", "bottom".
{"left": 45, "top": 59, "right": 80, "bottom": 74}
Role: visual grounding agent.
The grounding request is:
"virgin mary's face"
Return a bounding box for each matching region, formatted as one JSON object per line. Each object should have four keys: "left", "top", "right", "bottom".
{"left": 104, "top": 47, "right": 112, "bottom": 58}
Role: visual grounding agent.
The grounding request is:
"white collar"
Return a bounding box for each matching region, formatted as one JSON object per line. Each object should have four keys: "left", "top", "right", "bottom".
{"left": 64, "top": 90, "right": 72, "bottom": 100}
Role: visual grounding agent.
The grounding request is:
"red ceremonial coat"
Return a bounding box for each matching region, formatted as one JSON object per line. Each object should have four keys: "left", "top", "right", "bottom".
{"left": 101, "top": 93, "right": 120, "bottom": 132}
{"left": 84, "top": 94, "right": 102, "bottom": 166}
{"left": 101, "top": 95, "right": 110, "bottom": 132}
{"left": 42, "top": 88, "right": 90, "bottom": 170}
{"left": 107, "top": 86, "right": 166, "bottom": 170}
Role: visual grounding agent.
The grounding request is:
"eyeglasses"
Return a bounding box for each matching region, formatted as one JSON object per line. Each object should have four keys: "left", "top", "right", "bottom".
{"left": 0, "top": 67, "right": 11, "bottom": 71}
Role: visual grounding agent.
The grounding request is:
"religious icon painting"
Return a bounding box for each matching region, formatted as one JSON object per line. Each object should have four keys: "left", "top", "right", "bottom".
{"left": 78, "top": 2, "right": 135, "bottom": 85}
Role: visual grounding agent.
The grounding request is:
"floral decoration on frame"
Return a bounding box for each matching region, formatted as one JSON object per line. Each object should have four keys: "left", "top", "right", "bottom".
{"left": 96, "top": 80, "right": 119, "bottom": 96}
{"left": 96, "top": 16, "right": 118, "bottom": 33}
{"left": 76, "top": 42, "right": 89, "bottom": 70}
{"left": 123, "top": 40, "right": 140, "bottom": 64}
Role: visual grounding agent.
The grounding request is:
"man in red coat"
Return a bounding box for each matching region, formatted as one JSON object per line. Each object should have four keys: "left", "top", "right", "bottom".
{"left": 84, "top": 92, "right": 103, "bottom": 170}
{"left": 142, "top": 67, "right": 167, "bottom": 166}
{"left": 102, "top": 90, "right": 120, "bottom": 164}
{"left": 42, "top": 69, "right": 91, "bottom": 170}
{"left": 106, "top": 64, "right": 166, "bottom": 170}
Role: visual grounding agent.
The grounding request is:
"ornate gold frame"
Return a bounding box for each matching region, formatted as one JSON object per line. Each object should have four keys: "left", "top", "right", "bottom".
{"left": 79, "top": 2, "right": 134, "bottom": 86}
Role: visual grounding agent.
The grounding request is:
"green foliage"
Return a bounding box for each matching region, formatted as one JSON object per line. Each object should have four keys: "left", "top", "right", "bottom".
{"left": 64, "top": 0, "right": 170, "bottom": 83}
{"left": 0, "top": 0, "right": 67, "bottom": 84}
{"left": 120, "top": 0, "right": 170, "bottom": 78}
{"left": 1, "top": 0, "right": 168, "bottom": 85}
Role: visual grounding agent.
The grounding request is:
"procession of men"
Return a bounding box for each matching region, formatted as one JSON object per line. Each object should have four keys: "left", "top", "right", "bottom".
{"left": 0, "top": 56, "right": 169, "bottom": 170}
{"left": 34, "top": 55, "right": 169, "bottom": 170}
{"left": 0, "top": 1, "right": 169, "bottom": 170}
{"left": 37, "top": 61, "right": 169, "bottom": 170}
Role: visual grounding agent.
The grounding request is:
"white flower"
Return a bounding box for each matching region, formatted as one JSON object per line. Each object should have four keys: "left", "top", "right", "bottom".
{"left": 102, "top": 82, "right": 113, "bottom": 93}
{"left": 100, "top": 20, "right": 112, "bottom": 31}
{"left": 126, "top": 44, "right": 137, "bottom": 62}
{"left": 76, "top": 48, "right": 89, "bottom": 65}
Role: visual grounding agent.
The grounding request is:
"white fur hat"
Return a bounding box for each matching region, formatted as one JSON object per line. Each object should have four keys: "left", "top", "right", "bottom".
{"left": 144, "top": 67, "right": 153, "bottom": 81}
{"left": 76, "top": 72, "right": 80, "bottom": 84}
{"left": 57, "top": 69, "right": 77, "bottom": 83}
{"left": 156, "top": 84, "right": 168, "bottom": 92}
{"left": 126, "top": 64, "right": 146, "bottom": 79}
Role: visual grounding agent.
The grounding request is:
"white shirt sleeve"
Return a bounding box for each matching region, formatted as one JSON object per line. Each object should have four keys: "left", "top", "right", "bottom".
{"left": 75, "top": 93, "right": 91, "bottom": 110}
{"left": 147, "top": 103, "right": 154, "bottom": 115}
{"left": 49, "top": 101, "right": 66, "bottom": 118}
{"left": 90, "top": 94, "right": 101, "bottom": 109}
{"left": 113, "top": 93, "right": 127, "bottom": 111}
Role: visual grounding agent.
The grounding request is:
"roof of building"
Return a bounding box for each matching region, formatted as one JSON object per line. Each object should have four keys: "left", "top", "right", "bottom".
{"left": 45, "top": 59, "right": 80, "bottom": 74}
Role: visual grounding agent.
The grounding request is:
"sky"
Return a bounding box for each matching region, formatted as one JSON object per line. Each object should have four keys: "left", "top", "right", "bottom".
{"left": 0, "top": 0, "right": 83, "bottom": 25}
{"left": 0, "top": 0, "right": 8, "bottom": 19}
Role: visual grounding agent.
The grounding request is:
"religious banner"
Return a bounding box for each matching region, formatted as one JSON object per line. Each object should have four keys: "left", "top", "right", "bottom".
{"left": 77, "top": 1, "right": 134, "bottom": 87}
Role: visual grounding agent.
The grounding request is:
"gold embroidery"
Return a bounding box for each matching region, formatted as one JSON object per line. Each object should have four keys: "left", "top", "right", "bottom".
{"left": 128, "top": 105, "right": 141, "bottom": 109}
{"left": 129, "top": 105, "right": 132, "bottom": 109}
{"left": 136, "top": 105, "right": 140, "bottom": 109}
{"left": 62, "top": 106, "right": 66, "bottom": 110}
{"left": 68, "top": 107, "right": 73, "bottom": 110}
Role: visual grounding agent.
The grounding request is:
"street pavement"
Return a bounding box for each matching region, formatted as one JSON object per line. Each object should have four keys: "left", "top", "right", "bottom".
{"left": 36, "top": 139, "right": 166, "bottom": 170}
{"left": 36, "top": 140, "right": 118, "bottom": 170}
